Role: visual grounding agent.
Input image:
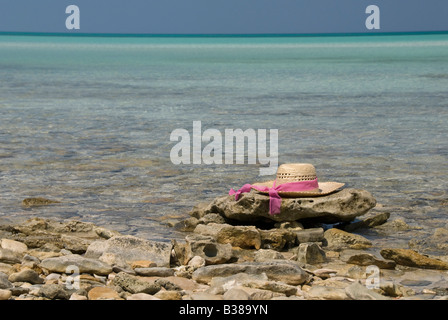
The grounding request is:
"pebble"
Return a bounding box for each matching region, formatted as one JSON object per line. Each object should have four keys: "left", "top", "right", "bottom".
{"left": 87, "top": 286, "right": 122, "bottom": 300}
{"left": 0, "top": 289, "right": 12, "bottom": 300}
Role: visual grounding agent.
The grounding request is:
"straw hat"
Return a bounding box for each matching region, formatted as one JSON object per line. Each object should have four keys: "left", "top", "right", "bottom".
{"left": 252, "top": 163, "right": 344, "bottom": 197}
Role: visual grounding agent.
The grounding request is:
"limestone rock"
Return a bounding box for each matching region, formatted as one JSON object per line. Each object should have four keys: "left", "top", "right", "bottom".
{"left": 295, "top": 228, "right": 325, "bottom": 243}
{"left": 69, "top": 293, "right": 88, "bottom": 300}
{"left": 380, "top": 248, "right": 448, "bottom": 270}
{"left": 0, "top": 248, "right": 23, "bottom": 264}
{"left": 1, "top": 239, "right": 28, "bottom": 254}
{"left": 112, "top": 272, "right": 161, "bottom": 294}
{"left": 8, "top": 268, "right": 44, "bottom": 284}
{"left": 192, "top": 261, "right": 308, "bottom": 285}
{"left": 295, "top": 242, "right": 326, "bottom": 265}
{"left": 85, "top": 235, "right": 172, "bottom": 268}
{"left": 194, "top": 223, "right": 261, "bottom": 249}
{"left": 305, "top": 285, "right": 348, "bottom": 300}
{"left": 259, "top": 228, "right": 297, "bottom": 250}
{"left": 345, "top": 281, "right": 391, "bottom": 300}
{"left": 127, "top": 293, "right": 161, "bottom": 300}
{"left": 223, "top": 287, "right": 251, "bottom": 300}
{"left": 340, "top": 250, "right": 396, "bottom": 269}
{"left": 344, "top": 212, "right": 390, "bottom": 232}
{"left": 0, "top": 289, "right": 12, "bottom": 300}
{"left": 38, "top": 283, "right": 73, "bottom": 300}
{"left": 154, "top": 290, "right": 182, "bottom": 300}
{"left": 40, "top": 254, "right": 113, "bottom": 275}
{"left": 134, "top": 267, "right": 175, "bottom": 277}
{"left": 0, "top": 272, "right": 12, "bottom": 289}
{"left": 323, "top": 228, "right": 372, "bottom": 250}
{"left": 196, "top": 188, "right": 376, "bottom": 223}
{"left": 22, "top": 197, "right": 60, "bottom": 207}
{"left": 185, "top": 235, "right": 234, "bottom": 265}
{"left": 188, "top": 256, "right": 206, "bottom": 269}
{"left": 254, "top": 249, "right": 285, "bottom": 262}
{"left": 87, "top": 286, "right": 122, "bottom": 300}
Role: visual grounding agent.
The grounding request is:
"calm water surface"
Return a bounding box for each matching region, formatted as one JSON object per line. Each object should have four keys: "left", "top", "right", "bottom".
{"left": 0, "top": 34, "right": 447, "bottom": 252}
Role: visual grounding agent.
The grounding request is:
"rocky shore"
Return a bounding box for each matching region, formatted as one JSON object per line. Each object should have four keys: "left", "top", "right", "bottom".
{"left": 1, "top": 189, "right": 448, "bottom": 300}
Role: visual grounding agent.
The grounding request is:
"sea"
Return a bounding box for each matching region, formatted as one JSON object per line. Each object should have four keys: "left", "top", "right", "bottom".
{"left": 0, "top": 34, "right": 447, "bottom": 253}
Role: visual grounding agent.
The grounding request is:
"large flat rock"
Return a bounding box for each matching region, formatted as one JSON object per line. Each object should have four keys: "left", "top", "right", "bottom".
{"left": 193, "top": 188, "right": 376, "bottom": 223}
{"left": 85, "top": 235, "right": 172, "bottom": 268}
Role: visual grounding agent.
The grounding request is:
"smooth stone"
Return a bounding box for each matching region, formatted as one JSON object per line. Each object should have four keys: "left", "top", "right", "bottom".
{"left": 254, "top": 249, "right": 285, "bottom": 262}
{"left": 0, "top": 263, "right": 13, "bottom": 275}
{"left": 112, "top": 272, "right": 161, "bottom": 295}
{"left": 380, "top": 248, "right": 448, "bottom": 270}
{"left": 345, "top": 281, "right": 391, "bottom": 300}
{"left": 189, "top": 292, "right": 224, "bottom": 300}
{"left": 69, "top": 293, "right": 88, "bottom": 300}
{"left": 1, "top": 239, "right": 28, "bottom": 254}
{"left": 0, "top": 272, "right": 13, "bottom": 289}
{"left": 154, "top": 290, "right": 182, "bottom": 300}
{"left": 85, "top": 235, "right": 172, "bottom": 268}
{"left": 40, "top": 254, "right": 113, "bottom": 275}
{"left": 0, "top": 289, "right": 12, "bottom": 300}
{"left": 0, "top": 248, "right": 23, "bottom": 264}
{"left": 192, "top": 261, "right": 308, "bottom": 286}
{"left": 134, "top": 267, "right": 175, "bottom": 277}
{"left": 400, "top": 279, "right": 433, "bottom": 287}
{"left": 87, "top": 286, "right": 121, "bottom": 300}
{"left": 194, "top": 188, "right": 376, "bottom": 223}
{"left": 8, "top": 268, "right": 44, "bottom": 284}
{"left": 127, "top": 293, "right": 161, "bottom": 300}
{"left": 223, "top": 287, "right": 251, "bottom": 300}
{"left": 131, "top": 260, "right": 157, "bottom": 269}
{"left": 188, "top": 256, "right": 206, "bottom": 269}
{"left": 323, "top": 228, "right": 372, "bottom": 250}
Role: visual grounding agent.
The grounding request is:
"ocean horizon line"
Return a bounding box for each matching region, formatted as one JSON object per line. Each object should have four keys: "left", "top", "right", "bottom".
{"left": 2, "top": 30, "right": 448, "bottom": 39}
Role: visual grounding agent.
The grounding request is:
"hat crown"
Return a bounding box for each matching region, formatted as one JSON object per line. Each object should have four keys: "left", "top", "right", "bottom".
{"left": 275, "top": 163, "right": 317, "bottom": 185}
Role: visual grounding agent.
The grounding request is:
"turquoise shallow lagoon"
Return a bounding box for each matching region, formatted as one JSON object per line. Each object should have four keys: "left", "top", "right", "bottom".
{"left": 0, "top": 34, "right": 447, "bottom": 250}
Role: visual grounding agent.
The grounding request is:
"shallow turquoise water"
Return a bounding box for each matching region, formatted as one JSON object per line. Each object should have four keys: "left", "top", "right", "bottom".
{"left": 0, "top": 34, "right": 447, "bottom": 248}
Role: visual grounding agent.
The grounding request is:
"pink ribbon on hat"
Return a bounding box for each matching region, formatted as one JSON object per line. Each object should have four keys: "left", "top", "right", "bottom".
{"left": 229, "top": 178, "right": 319, "bottom": 215}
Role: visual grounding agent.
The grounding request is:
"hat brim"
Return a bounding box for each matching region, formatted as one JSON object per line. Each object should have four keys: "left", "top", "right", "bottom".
{"left": 251, "top": 181, "right": 345, "bottom": 197}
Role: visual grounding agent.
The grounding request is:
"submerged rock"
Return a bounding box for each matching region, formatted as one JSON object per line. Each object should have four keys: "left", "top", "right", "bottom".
{"left": 323, "top": 228, "right": 372, "bottom": 250}
{"left": 380, "top": 248, "right": 448, "bottom": 270}
{"left": 22, "top": 198, "right": 60, "bottom": 207}
{"left": 192, "top": 188, "right": 376, "bottom": 224}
